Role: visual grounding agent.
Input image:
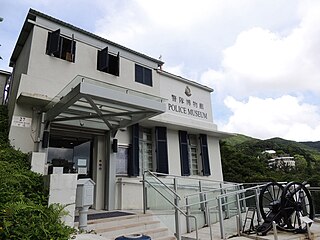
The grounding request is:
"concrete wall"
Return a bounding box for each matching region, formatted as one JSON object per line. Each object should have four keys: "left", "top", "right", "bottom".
{"left": 0, "top": 71, "right": 10, "bottom": 104}
{"left": 8, "top": 11, "right": 228, "bottom": 213}
{"left": 7, "top": 28, "right": 33, "bottom": 123}
{"left": 45, "top": 173, "right": 78, "bottom": 227}
{"left": 20, "top": 22, "right": 160, "bottom": 101}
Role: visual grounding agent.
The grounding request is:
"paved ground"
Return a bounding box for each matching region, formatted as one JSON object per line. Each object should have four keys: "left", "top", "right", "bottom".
{"left": 181, "top": 218, "right": 320, "bottom": 240}
{"left": 71, "top": 211, "right": 320, "bottom": 240}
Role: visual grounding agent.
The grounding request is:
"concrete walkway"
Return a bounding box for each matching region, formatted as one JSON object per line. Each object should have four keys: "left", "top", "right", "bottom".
{"left": 181, "top": 219, "right": 320, "bottom": 240}
{"left": 71, "top": 213, "right": 320, "bottom": 240}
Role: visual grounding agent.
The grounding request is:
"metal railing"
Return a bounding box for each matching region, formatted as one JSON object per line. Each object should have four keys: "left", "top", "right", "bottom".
{"left": 142, "top": 171, "right": 199, "bottom": 240}
{"left": 142, "top": 171, "right": 246, "bottom": 239}
{"left": 142, "top": 173, "right": 320, "bottom": 240}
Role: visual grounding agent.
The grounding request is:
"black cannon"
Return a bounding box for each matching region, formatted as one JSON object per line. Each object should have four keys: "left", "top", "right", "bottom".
{"left": 256, "top": 181, "right": 314, "bottom": 236}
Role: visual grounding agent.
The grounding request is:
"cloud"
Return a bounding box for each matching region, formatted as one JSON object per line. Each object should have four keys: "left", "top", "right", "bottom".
{"left": 201, "top": 0, "right": 320, "bottom": 98}
{"left": 220, "top": 95, "right": 320, "bottom": 141}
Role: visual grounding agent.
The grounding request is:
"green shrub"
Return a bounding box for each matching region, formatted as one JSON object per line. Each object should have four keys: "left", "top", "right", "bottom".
{"left": 0, "top": 161, "right": 48, "bottom": 206}
{"left": 0, "top": 147, "right": 30, "bottom": 170}
{"left": 0, "top": 106, "right": 74, "bottom": 239}
{"left": 0, "top": 201, "right": 75, "bottom": 240}
{"left": 0, "top": 106, "right": 9, "bottom": 148}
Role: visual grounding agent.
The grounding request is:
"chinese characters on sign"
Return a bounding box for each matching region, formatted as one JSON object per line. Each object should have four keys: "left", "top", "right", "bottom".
{"left": 168, "top": 93, "right": 208, "bottom": 119}
{"left": 12, "top": 116, "right": 32, "bottom": 128}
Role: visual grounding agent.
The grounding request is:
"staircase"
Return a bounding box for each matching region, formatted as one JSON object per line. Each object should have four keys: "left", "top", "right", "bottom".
{"left": 81, "top": 212, "right": 176, "bottom": 240}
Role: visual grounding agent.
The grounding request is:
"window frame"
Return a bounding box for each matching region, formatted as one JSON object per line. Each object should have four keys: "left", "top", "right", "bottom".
{"left": 188, "top": 134, "right": 201, "bottom": 175}
{"left": 139, "top": 127, "right": 154, "bottom": 175}
{"left": 115, "top": 145, "right": 129, "bottom": 176}
{"left": 97, "top": 47, "right": 120, "bottom": 76}
{"left": 135, "top": 64, "right": 153, "bottom": 87}
{"left": 46, "top": 29, "right": 76, "bottom": 62}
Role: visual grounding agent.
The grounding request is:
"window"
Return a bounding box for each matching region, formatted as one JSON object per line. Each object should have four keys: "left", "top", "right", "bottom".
{"left": 97, "top": 47, "right": 120, "bottom": 76}
{"left": 46, "top": 29, "right": 76, "bottom": 62}
{"left": 189, "top": 135, "right": 200, "bottom": 175}
{"left": 179, "top": 132, "right": 211, "bottom": 176}
{"left": 139, "top": 127, "right": 153, "bottom": 174}
{"left": 135, "top": 64, "right": 152, "bottom": 86}
{"left": 116, "top": 145, "right": 129, "bottom": 176}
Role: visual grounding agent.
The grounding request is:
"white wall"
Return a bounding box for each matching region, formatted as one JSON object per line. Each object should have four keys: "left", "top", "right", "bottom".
{"left": 23, "top": 24, "right": 160, "bottom": 101}
{"left": 207, "top": 135, "right": 224, "bottom": 181}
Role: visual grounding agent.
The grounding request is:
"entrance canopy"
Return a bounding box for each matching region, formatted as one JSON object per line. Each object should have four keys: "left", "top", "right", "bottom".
{"left": 43, "top": 75, "right": 166, "bottom": 134}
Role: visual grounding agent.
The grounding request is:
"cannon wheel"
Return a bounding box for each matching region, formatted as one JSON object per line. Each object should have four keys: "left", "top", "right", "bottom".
{"left": 279, "top": 182, "right": 314, "bottom": 232}
{"left": 259, "top": 182, "right": 284, "bottom": 220}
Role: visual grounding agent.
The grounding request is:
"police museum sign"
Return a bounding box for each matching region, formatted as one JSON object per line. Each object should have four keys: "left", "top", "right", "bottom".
{"left": 167, "top": 86, "right": 208, "bottom": 119}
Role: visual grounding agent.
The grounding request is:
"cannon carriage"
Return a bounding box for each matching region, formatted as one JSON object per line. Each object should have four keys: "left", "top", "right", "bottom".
{"left": 256, "top": 181, "right": 314, "bottom": 235}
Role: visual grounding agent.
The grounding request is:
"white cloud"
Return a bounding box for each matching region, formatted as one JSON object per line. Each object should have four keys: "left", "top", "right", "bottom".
{"left": 201, "top": 0, "right": 320, "bottom": 97}
{"left": 220, "top": 95, "right": 320, "bottom": 141}
{"left": 2, "top": 0, "right": 319, "bottom": 141}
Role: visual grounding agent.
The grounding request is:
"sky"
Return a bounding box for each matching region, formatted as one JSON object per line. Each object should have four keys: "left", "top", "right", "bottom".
{"left": 0, "top": 0, "right": 320, "bottom": 142}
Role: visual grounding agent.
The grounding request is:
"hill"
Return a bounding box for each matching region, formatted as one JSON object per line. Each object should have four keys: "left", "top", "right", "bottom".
{"left": 300, "top": 141, "right": 320, "bottom": 152}
{"left": 220, "top": 134, "right": 320, "bottom": 185}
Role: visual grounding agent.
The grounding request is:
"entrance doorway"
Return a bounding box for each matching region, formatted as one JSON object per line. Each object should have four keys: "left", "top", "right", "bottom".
{"left": 47, "top": 133, "right": 93, "bottom": 178}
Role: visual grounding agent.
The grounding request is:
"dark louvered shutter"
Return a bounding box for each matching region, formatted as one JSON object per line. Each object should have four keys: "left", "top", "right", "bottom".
{"left": 179, "top": 130, "right": 190, "bottom": 176}
{"left": 128, "top": 124, "right": 139, "bottom": 176}
{"left": 116, "top": 52, "right": 120, "bottom": 76}
{"left": 97, "top": 47, "right": 109, "bottom": 72}
{"left": 155, "top": 127, "right": 168, "bottom": 174}
{"left": 200, "top": 134, "right": 211, "bottom": 176}
{"left": 47, "top": 29, "right": 60, "bottom": 55}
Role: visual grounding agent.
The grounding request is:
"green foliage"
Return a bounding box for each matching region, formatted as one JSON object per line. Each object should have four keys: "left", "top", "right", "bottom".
{"left": 0, "top": 105, "right": 74, "bottom": 240}
{"left": 0, "top": 147, "right": 30, "bottom": 170}
{"left": 0, "top": 202, "right": 75, "bottom": 240}
{"left": 0, "top": 106, "right": 9, "bottom": 148}
{"left": 0, "top": 161, "right": 48, "bottom": 206}
{"left": 220, "top": 134, "right": 320, "bottom": 185}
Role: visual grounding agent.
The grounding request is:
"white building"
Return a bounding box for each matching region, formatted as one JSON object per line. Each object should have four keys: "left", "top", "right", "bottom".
{"left": 7, "top": 9, "right": 231, "bottom": 212}
{"left": 268, "top": 156, "right": 295, "bottom": 169}
{"left": 0, "top": 70, "right": 10, "bottom": 105}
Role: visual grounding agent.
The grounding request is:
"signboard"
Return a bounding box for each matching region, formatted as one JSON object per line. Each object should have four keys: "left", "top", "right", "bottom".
{"left": 167, "top": 86, "right": 209, "bottom": 120}
{"left": 77, "top": 158, "right": 87, "bottom": 167}
{"left": 12, "top": 116, "right": 32, "bottom": 128}
{"left": 78, "top": 167, "right": 87, "bottom": 175}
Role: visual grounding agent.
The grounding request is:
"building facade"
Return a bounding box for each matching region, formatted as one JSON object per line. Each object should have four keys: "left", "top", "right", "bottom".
{"left": 0, "top": 70, "right": 10, "bottom": 105}
{"left": 7, "top": 9, "right": 231, "bottom": 211}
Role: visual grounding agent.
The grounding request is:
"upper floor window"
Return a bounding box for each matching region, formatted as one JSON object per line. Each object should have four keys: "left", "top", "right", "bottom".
{"left": 135, "top": 64, "right": 152, "bottom": 86}
{"left": 46, "top": 29, "right": 76, "bottom": 62}
{"left": 97, "top": 47, "right": 120, "bottom": 76}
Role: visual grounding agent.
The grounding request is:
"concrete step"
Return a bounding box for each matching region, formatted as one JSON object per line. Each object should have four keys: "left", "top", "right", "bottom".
{"left": 154, "top": 235, "right": 177, "bottom": 240}
{"left": 82, "top": 212, "right": 175, "bottom": 240}
{"left": 100, "top": 227, "right": 170, "bottom": 240}
{"left": 96, "top": 220, "right": 161, "bottom": 238}
{"left": 87, "top": 213, "right": 154, "bottom": 230}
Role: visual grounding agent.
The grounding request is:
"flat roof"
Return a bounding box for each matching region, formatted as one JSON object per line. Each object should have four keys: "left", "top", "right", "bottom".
{"left": 157, "top": 70, "right": 213, "bottom": 92}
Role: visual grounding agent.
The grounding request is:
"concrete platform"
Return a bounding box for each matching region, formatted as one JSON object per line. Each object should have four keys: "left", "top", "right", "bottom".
{"left": 71, "top": 210, "right": 320, "bottom": 240}
{"left": 182, "top": 218, "right": 320, "bottom": 240}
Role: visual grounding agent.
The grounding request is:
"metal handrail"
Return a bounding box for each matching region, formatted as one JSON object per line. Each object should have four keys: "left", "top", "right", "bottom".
{"left": 143, "top": 171, "right": 267, "bottom": 240}
{"left": 148, "top": 171, "right": 241, "bottom": 185}
{"left": 143, "top": 178, "right": 199, "bottom": 240}
{"left": 217, "top": 184, "right": 266, "bottom": 199}
{"left": 184, "top": 184, "right": 240, "bottom": 198}
{"left": 145, "top": 170, "right": 182, "bottom": 200}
